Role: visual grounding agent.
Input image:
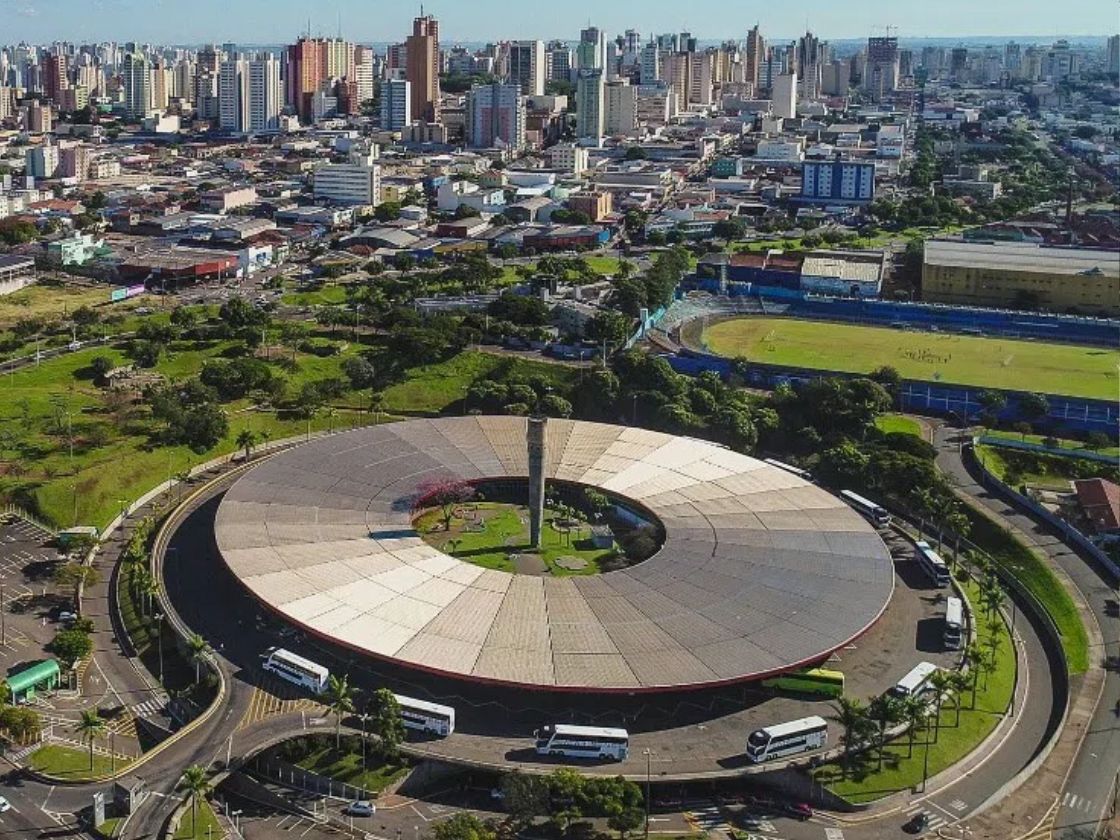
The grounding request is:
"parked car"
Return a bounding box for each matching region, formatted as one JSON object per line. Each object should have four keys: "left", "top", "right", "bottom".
{"left": 0, "top": 796, "right": 11, "bottom": 812}
{"left": 739, "top": 813, "right": 764, "bottom": 830}
{"left": 344, "top": 800, "right": 375, "bottom": 817}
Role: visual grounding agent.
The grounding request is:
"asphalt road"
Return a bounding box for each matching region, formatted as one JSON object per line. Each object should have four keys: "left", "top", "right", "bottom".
{"left": 935, "top": 425, "right": 1119, "bottom": 839}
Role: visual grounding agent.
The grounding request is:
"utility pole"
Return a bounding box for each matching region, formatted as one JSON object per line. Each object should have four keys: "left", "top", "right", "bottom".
{"left": 643, "top": 748, "right": 654, "bottom": 840}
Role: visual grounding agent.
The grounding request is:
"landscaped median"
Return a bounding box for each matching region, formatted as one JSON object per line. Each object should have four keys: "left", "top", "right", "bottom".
{"left": 813, "top": 575, "right": 1015, "bottom": 804}
{"left": 28, "top": 743, "right": 130, "bottom": 781}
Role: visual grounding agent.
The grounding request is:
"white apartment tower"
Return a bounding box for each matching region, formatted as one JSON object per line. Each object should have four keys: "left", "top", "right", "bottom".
{"left": 604, "top": 79, "right": 637, "bottom": 135}
{"left": 467, "top": 82, "right": 526, "bottom": 149}
{"left": 575, "top": 68, "right": 605, "bottom": 146}
{"left": 248, "top": 54, "right": 282, "bottom": 131}
{"left": 772, "top": 72, "right": 797, "bottom": 118}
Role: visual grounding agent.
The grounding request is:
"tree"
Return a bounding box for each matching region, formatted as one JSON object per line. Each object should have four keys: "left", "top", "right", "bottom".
{"left": 607, "top": 804, "right": 645, "bottom": 839}
{"left": 76, "top": 709, "right": 107, "bottom": 769}
{"left": 374, "top": 201, "right": 402, "bottom": 222}
{"left": 540, "top": 394, "right": 573, "bottom": 419}
{"left": 342, "top": 355, "right": 378, "bottom": 391}
{"left": 186, "top": 633, "right": 210, "bottom": 685}
{"left": 867, "top": 694, "right": 903, "bottom": 771}
{"left": 900, "top": 695, "right": 927, "bottom": 758}
{"left": 1018, "top": 392, "right": 1049, "bottom": 425}
{"left": 54, "top": 562, "right": 99, "bottom": 604}
{"left": 178, "top": 765, "right": 212, "bottom": 837}
{"left": 235, "top": 429, "right": 257, "bottom": 461}
{"left": 89, "top": 355, "right": 115, "bottom": 383}
{"left": 964, "top": 643, "right": 985, "bottom": 708}
{"left": 0, "top": 705, "right": 41, "bottom": 744}
{"left": 367, "top": 687, "right": 406, "bottom": 760}
{"left": 712, "top": 218, "right": 746, "bottom": 240}
{"left": 433, "top": 813, "right": 499, "bottom": 840}
{"left": 52, "top": 627, "right": 94, "bottom": 666}
{"left": 323, "top": 673, "right": 356, "bottom": 749}
{"left": 1012, "top": 420, "right": 1033, "bottom": 441}
{"left": 624, "top": 146, "right": 648, "bottom": 161}
{"left": 585, "top": 311, "right": 631, "bottom": 348}
{"left": 831, "top": 696, "right": 869, "bottom": 777}
{"left": 412, "top": 478, "right": 476, "bottom": 531}
{"left": 500, "top": 771, "right": 550, "bottom": 827}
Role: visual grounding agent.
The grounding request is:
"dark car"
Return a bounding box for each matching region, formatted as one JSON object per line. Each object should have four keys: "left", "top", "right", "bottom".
{"left": 904, "top": 812, "right": 931, "bottom": 834}
{"left": 739, "top": 813, "right": 765, "bottom": 830}
{"left": 781, "top": 802, "right": 813, "bottom": 820}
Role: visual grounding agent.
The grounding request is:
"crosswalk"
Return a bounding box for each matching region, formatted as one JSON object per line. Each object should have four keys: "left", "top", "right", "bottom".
{"left": 904, "top": 804, "right": 947, "bottom": 833}
{"left": 130, "top": 695, "right": 167, "bottom": 719}
{"left": 687, "top": 804, "right": 731, "bottom": 833}
{"left": 1060, "top": 790, "right": 1097, "bottom": 815}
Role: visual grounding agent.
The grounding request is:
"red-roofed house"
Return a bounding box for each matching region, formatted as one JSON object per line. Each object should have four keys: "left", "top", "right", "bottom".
{"left": 1073, "top": 478, "right": 1120, "bottom": 534}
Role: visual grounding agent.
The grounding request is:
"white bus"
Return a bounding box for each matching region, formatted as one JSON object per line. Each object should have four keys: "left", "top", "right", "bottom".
{"left": 892, "top": 662, "right": 939, "bottom": 697}
{"left": 763, "top": 458, "right": 812, "bottom": 482}
{"left": 262, "top": 647, "right": 329, "bottom": 694}
{"left": 534, "top": 724, "right": 630, "bottom": 761}
{"left": 914, "top": 541, "right": 951, "bottom": 588}
{"left": 394, "top": 693, "right": 455, "bottom": 737}
{"left": 840, "top": 490, "right": 891, "bottom": 528}
{"left": 746, "top": 715, "right": 829, "bottom": 764}
{"left": 943, "top": 596, "right": 964, "bottom": 651}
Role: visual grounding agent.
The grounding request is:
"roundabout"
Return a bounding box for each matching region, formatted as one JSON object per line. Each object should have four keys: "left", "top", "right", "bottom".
{"left": 213, "top": 416, "right": 895, "bottom": 693}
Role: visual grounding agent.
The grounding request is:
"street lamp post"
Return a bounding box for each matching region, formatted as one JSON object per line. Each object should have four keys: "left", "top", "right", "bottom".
{"left": 643, "top": 748, "right": 654, "bottom": 840}
{"left": 154, "top": 612, "right": 165, "bottom": 685}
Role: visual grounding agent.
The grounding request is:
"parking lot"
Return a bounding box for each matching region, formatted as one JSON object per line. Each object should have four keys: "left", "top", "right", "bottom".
{"left": 0, "top": 515, "right": 71, "bottom": 677}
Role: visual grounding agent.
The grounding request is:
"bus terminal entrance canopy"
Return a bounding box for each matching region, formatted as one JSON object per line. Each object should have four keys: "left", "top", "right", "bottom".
{"left": 8, "top": 659, "right": 60, "bottom": 702}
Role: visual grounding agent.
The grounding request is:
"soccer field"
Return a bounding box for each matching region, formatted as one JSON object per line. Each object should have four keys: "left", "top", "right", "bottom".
{"left": 700, "top": 317, "right": 1119, "bottom": 400}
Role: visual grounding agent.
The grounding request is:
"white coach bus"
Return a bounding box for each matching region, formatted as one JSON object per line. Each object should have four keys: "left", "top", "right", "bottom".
{"left": 746, "top": 715, "right": 829, "bottom": 764}
{"left": 262, "top": 648, "right": 330, "bottom": 694}
{"left": 534, "top": 724, "right": 630, "bottom": 761}
{"left": 394, "top": 693, "right": 455, "bottom": 736}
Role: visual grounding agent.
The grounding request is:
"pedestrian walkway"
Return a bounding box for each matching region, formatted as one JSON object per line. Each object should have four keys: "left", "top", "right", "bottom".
{"left": 686, "top": 803, "right": 731, "bottom": 834}
{"left": 129, "top": 695, "right": 167, "bottom": 719}
{"left": 238, "top": 675, "right": 322, "bottom": 730}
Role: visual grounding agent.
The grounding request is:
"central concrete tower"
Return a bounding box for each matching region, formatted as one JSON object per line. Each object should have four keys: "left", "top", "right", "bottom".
{"left": 527, "top": 415, "right": 547, "bottom": 548}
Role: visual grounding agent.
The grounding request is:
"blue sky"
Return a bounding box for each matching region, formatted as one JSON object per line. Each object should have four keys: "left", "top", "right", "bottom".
{"left": 2, "top": 0, "right": 1115, "bottom": 43}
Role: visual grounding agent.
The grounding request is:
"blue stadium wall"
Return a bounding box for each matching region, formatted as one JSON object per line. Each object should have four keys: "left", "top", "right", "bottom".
{"left": 665, "top": 350, "right": 1119, "bottom": 438}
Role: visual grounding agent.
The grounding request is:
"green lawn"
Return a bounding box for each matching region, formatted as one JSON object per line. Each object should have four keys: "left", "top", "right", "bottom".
{"left": 815, "top": 577, "right": 1015, "bottom": 803}
{"left": 983, "top": 429, "right": 1120, "bottom": 459}
{"left": 28, "top": 744, "right": 123, "bottom": 779}
{"left": 415, "top": 502, "right": 618, "bottom": 575}
{"left": 875, "top": 414, "right": 923, "bottom": 438}
{"left": 381, "top": 351, "right": 577, "bottom": 416}
{"left": 95, "top": 816, "right": 124, "bottom": 838}
{"left": 0, "top": 337, "right": 370, "bottom": 529}
{"left": 174, "top": 799, "right": 224, "bottom": 840}
{"left": 963, "top": 507, "right": 1088, "bottom": 674}
{"left": 280, "top": 284, "right": 351, "bottom": 307}
{"left": 700, "top": 317, "right": 1119, "bottom": 400}
{"left": 973, "top": 445, "right": 1074, "bottom": 492}
{"left": 296, "top": 747, "right": 409, "bottom": 794}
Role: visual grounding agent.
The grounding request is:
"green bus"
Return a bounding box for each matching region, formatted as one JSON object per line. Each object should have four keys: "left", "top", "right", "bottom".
{"left": 761, "top": 667, "right": 845, "bottom": 698}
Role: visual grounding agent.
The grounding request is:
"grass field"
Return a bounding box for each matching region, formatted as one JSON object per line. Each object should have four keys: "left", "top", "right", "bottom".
{"left": 700, "top": 317, "right": 1119, "bottom": 400}
{"left": 875, "top": 414, "right": 924, "bottom": 437}
{"left": 815, "top": 576, "right": 1014, "bottom": 803}
{"left": 0, "top": 283, "right": 155, "bottom": 329}
{"left": 983, "top": 428, "right": 1120, "bottom": 459}
{"left": 295, "top": 746, "right": 409, "bottom": 794}
{"left": 29, "top": 744, "right": 126, "bottom": 779}
{"left": 415, "top": 502, "right": 617, "bottom": 575}
{"left": 173, "top": 799, "right": 224, "bottom": 840}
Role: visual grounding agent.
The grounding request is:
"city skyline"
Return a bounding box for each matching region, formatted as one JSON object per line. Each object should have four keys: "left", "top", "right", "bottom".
{"left": 1, "top": 0, "right": 1115, "bottom": 44}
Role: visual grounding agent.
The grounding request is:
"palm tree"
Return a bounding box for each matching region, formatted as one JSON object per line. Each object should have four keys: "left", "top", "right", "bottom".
{"left": 369, "top": 391, "right": 385, "bottom": 426}
{"left": 927, "top": 669, "right": 952, "bottom": 741}
{"left": 236, "top": 428, "right": 258, "bottom": 461}
{"left": 867, "top": 694, "right": 903, "bottom": 771}
{"left": 965, "top": 643, "right": 985, "bottom": 709}
{"left": 900, "top": 695, "right": 927, "bottom": 758}
{"left": 983, "top": 618, "right": 1003, "bottom": 689}
{"left": 949, "top": 671, "right": 970, "bottom": 726}
{"left": 178, "top": 765, "right": 211, "bottom": 837}
{"left": 323, "top": 673, "right": 356, "bottom": 750}
{"left": 831, "top": 696, "right": 869, "bottom": 777}
{"left": 186, "top": 633, "right": 211, "bottom": 685}
{"left": 76, "top": 709, "right": 107, "bottom": 770}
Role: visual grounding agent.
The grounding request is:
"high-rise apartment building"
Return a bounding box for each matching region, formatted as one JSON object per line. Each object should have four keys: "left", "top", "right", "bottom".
{"left": 1107, "top": 35, "right": 1120, "bottom": 75}
{"left": 772, "top": 72, "right": 797, "bottom": 118}
{"left": 247, "top": 54, "right": 282, "bottom": 131}
{"left": 354, "top": 46, "right": 375, "bottom": 105}
{"left": 122, "top": 51, "right": 151, "bottom": 119}
{"left": 509, "top": 40, "right": 545, "bottom": 97}
{"left": 59, "top": 142, "right": 91, "bottom": 181}
{"left": 575, "top": 68, "right": 604, "bottom": 145}
{"left": 40, "top": 52, "right": 68, "bottom": 103}
{"left": 406, "top": 15, "right": 440, "bottom": 123}
{"left": 467, "top": 82, "right": 525, "bottom": 149}
{"left": 286, "top": 38, "right": 326, "bottom": 122}
{"left": 219, "top": 55, "right": 249, "bottom": 132}
{"left": 745, "top": 26, "right": 764, "bottom": 87}
{"left": 380, "top": 77, "right": 412, "bottom": 130}
{"left": 640, "top": 38, "right": 661, "bottom": 85}
{"left": 603, "top": 79, "right": 637, "bottom": 135}
{"left": 545, "top": 42, "right": 572, "bottom": 82}
{"left": 577, "top": 27, "right": 606, "bottom": 71}
{"left": 151, "top": 59, "right": 171, "bottom": 111}
{"left": 865, "top": 37, "right": 900, "bottom": 102}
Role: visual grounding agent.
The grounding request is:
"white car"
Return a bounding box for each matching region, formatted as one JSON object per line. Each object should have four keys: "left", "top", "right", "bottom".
{"left": 0, "top": 796, "right": 11, "bottom": 812}
{"left": 344, "top": 800, "right": 375, "bottom": 817}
